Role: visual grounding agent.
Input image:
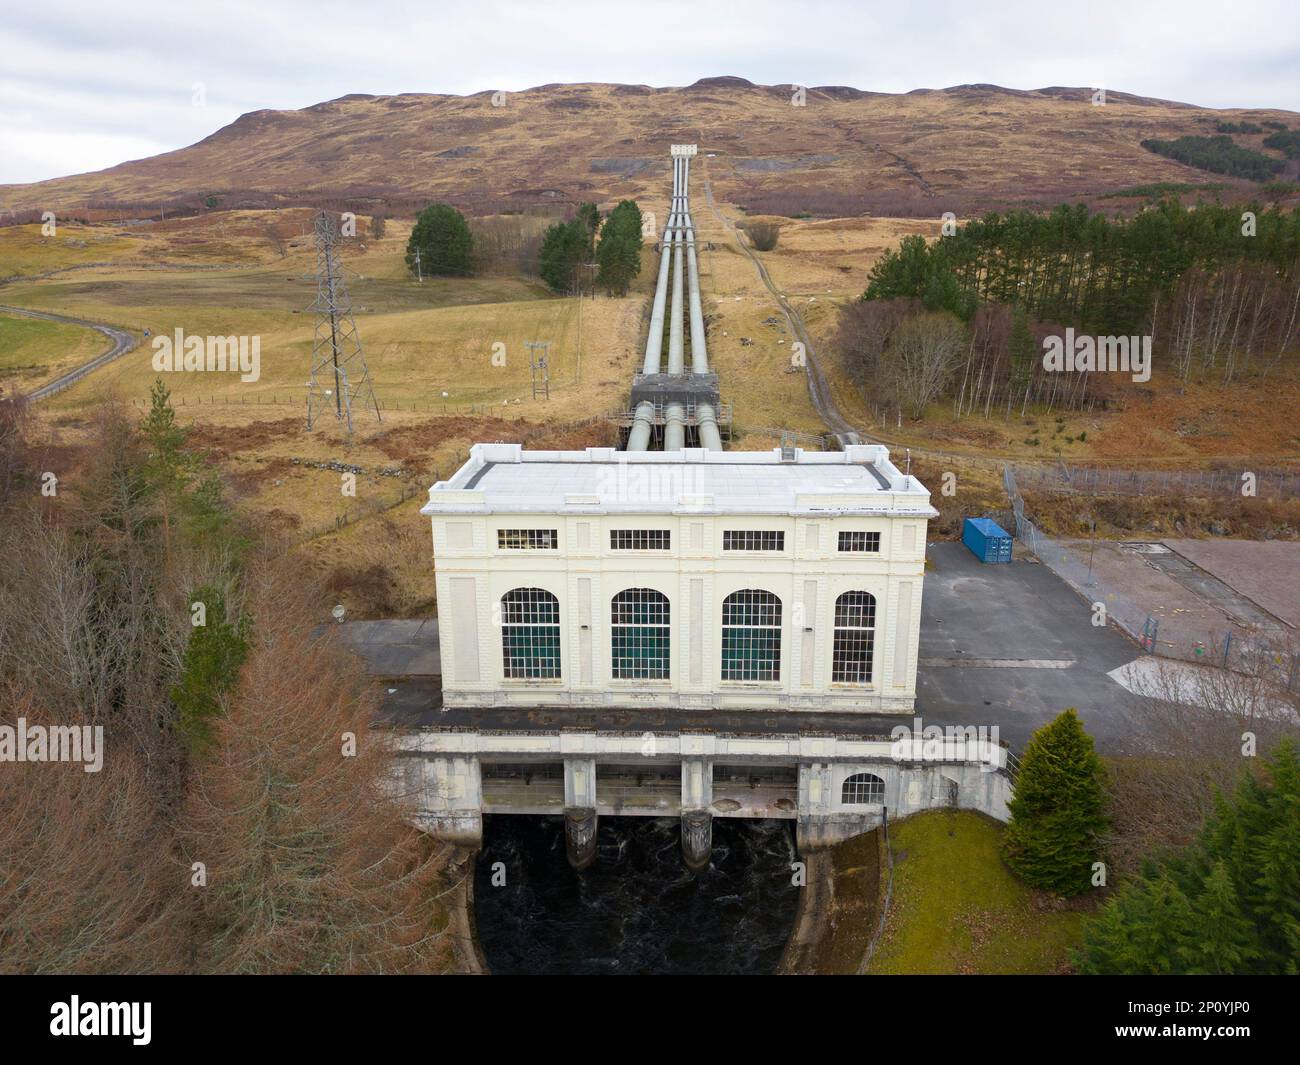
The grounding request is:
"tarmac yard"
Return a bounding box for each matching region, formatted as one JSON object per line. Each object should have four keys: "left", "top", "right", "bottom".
{"left": 918, "top": 543, "right": 1139, "bottom": 749}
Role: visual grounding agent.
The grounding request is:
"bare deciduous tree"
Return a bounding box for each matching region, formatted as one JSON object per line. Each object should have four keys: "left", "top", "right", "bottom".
{"left": 887, "top": 310, "right": 967, "bottom": 419}
{"left": 1105, "top": 639, "right": 1300, "bottom": 877}
{"left": 179, "top": 560, "right": 455, "bottom": 974}
{"left": 0, "top": 690, "right": 183, "bottom": 974}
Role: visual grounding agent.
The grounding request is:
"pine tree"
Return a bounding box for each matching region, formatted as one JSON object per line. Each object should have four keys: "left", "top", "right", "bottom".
{"left": 172, "top": 585, "right": 250, "bottom": 756}
{"left": 1008, "top": 307, "right": 1036, "bottom": 392}
{"left": 1075, "top": 741, "right": 1300, "bottom": 975}
{"left": 1002, "top": 708, "right": 1107, "bottom": 896}
{"left": 595, "top": 200, "right": 643, "bottom": 295}
{"left": 1178, "top": 861, "right": 1261, "bottom": 974}
{"left": 1075, "top": 870, "right": 1195, "bottom": 974}
{"left": 538, "top": 220, "right": 588, "bottom": 293}
{"left": 404, "top": 203, "right": 473, "bottom": 277}
{"left": 576, "top": 202, "right": 601, "bottom": 253}
{"left": 141, "top": 378, "right": 191, "bottom": 496}
{"left": 141, "top": 377, "right": 194, "bottom": 555}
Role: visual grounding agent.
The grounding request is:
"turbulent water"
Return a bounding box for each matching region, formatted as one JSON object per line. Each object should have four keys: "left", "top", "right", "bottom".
{"left": 473, "top": 815, "right": 801, "bottom": 975}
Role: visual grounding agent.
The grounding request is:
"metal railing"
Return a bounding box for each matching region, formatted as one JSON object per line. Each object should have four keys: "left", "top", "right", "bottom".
{"left": 1010, "top": 461, "right": 1300, "bottom": 502}
{"left": 1004, "top": 464, "right": 1297, "bottom": 684}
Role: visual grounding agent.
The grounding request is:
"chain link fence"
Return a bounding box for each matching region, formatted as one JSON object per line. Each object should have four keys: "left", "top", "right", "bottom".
{"left": 1002, "top": 465, "right": 1298, "bottom": 688}
{"left": 1009, "top": 461, "right": 1300, "bottom": 502}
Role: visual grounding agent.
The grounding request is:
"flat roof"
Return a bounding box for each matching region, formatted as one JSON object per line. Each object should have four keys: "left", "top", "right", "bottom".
{"left": 422, "top": 444, "right": 937, "bottom": 518}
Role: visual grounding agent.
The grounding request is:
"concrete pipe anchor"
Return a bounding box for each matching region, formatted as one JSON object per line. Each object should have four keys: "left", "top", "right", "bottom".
{"left": 564, "top": 807, "right": 598, "bottom": 871}
{"left": 681, "top": 809, "right": 713, "bottom": 873}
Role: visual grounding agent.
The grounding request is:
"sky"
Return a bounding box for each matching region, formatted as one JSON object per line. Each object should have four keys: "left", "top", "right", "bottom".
{"left": 2, "top": 0, "right": 1298, "bottom": 185}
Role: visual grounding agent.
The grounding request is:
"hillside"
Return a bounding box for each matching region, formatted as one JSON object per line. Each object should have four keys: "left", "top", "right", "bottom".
{"left": 3, "top": 78, "right": 1298, "bottom": 219}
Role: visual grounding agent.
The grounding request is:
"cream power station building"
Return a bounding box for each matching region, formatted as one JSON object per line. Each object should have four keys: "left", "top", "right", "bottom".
{"left": 422, "top": 442, "right": 936, "bottom": 713}
{"left": 401, "top": 145, "right": 1010, "bottom": 870}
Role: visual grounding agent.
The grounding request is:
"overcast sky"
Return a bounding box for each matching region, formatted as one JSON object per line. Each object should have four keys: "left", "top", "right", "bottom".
{"left": 2, "top": 0, "right": 1298, "bottom": 185}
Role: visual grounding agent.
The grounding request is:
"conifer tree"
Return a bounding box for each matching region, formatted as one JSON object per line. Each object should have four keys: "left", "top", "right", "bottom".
{"left": 172, "top": 585, "right": 250, "bottom": 756}
{"left": 1179, "top": 862, "right": 1261, "bottom": 974}
{"left": 1076, "top": 741, "right": 1300, "bottom": 974}
{"left": 1002, "top": 708, "right": 1107, "bottom": 896}
{"left": 538, "top": 220, "right": 588, "bottom": 293}
{"left": 405, "top": 203, "right": 473, "bottom": 277}
{"left": 595, "top": 200, "right": 643, "bottom": 295}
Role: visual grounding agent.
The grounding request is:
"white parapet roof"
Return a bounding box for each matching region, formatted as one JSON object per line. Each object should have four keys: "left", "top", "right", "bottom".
{"left": 421, "top": 445, "right": 938, "bottom": 518}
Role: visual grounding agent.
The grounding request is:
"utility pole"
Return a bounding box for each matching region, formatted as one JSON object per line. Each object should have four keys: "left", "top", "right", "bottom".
{"left": 1086, "top": 516, "right": 1098, "bottom": 586}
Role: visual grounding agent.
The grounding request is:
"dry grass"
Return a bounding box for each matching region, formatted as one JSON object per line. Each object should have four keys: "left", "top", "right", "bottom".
{"left": 6, "top": 82, "right": 1288, "bottom": 218}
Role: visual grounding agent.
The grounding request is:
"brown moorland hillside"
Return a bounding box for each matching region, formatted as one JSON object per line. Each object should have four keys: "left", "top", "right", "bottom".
{"left": 3, "top": 78, "right": 1298, "bottom": 219}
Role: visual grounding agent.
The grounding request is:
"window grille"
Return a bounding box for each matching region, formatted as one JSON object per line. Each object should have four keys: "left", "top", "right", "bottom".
{"left": 610, "top": 529, "right": 671, "bottom": 551}
{"left": 842, "top": 772, "right": 884, "bottom": 805}
{"left": 721, "top": 589, "right": 782, "bottom": 681}
{"left": 838, "top": 530, "right": 881, "bottom": 552}
{"left": 500, "top": 588, "right": 561, "bottom": 679}
{"left": 832, "top": 591, "right": 876, "bottom": 683}
{"left": 610, "top": 588, "right": 670, "bottom": 679}
{"left": 723, "top": 530, "right": 785, "bottom": 551}
{"left": 497, "top": 528, "right": 558, "bottom": 550}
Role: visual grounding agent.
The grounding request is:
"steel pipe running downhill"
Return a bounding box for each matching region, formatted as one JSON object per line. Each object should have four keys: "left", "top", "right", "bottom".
{"left": 627, "top": 400, "right": 656, "bottom": 451}
{"left": 696, "top": 401, "right": 723, "bottom": 451}
{"left": 664, "top": 402, "right": 685, "bottom": 450}
{"left": 685, "top": 222, "right": 708, "bottom": 375}
{"left": 667, "top": 223, "right": 686, "bottom": 375}
{"left": 643, "top": 159, "right": 680, "bottom": 375}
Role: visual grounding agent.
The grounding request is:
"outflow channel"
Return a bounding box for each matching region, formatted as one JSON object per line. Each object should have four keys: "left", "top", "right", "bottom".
{"left": 627, "top": 145, "right": 723, "bottom": 452}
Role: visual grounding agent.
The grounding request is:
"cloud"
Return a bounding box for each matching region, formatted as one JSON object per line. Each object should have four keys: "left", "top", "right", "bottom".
{"left": 2, "top": 0, "right": 1297, "bottom": 184}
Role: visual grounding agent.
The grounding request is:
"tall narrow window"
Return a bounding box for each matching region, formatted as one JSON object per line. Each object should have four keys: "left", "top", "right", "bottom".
{"left": 832, "top": 591, "right": 876, "bottom": 683}
{"left": 842, "top": 772, "right": 884, "bottom": 805}
{"left": 500, "top": 588, "right": 561, "bottom": 679}
{"left": 721, "top": 590, "right": 782, "bottom": 681}
{"left": 610, "top": 589, "right": 670, "bottom": 679}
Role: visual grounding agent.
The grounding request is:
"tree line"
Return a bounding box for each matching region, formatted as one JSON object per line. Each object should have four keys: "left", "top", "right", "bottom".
{"left": 840, "top": 200, "right": 1300, "bottom": 418}
{"left": 1142, "top": 134, "right": 1285, "bottom": 181}
{"left": 403, "top": 198, "right": 644, "bottom": 295}
{"left": 999, "top": 691, "right": 1299, "bottom": 974}
{"left": 0, "top": 385, "right": 458, "bottom": 973}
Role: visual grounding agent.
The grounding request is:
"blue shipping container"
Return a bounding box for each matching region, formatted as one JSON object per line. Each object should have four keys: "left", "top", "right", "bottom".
{"left": 962, "top": 517, "right": 1012, "bottom": 564}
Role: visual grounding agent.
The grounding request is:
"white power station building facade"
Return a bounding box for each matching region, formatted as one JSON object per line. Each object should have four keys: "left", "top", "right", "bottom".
{"left": 421, "top": 442, "right": 937, "bottom": 715}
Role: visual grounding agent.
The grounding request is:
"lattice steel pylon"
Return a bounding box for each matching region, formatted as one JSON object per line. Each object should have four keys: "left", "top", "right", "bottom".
{"left": 306, "top": 210, "right": 381, "bottom": 433}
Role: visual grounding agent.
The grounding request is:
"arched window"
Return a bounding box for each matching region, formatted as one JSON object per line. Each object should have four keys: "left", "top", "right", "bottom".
{"left": 832, "top": 591, "right": 876, "bottom": 683}
{"left": 611, "top": 589, "right": 670, "bottom": 679}
{"left": 721, "top": 590, "right": 782, "bottom": 681}
{"left": 500, "top": 588, "right": 561, "bottom": 679}
{"left": 842, "top": 772, "right": 884, "bottom": 805}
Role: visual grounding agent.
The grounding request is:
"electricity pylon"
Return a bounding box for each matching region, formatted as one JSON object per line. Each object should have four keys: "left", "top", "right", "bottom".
{"left": 307, "top": 210, "right": 381, "bottom": 433}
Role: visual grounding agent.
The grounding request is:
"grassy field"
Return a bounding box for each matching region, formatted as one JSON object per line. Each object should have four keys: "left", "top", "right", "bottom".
{"left": 6, "top": 197, "right": 1297, "bottom": 616}
{"left": 868, "top": 810, "right": 1091, "bottom": 975}
{"left": 0, "top": 311, "right": 106, "bottom": 393}
{"left": 0, "top": 222, "right": 140, "bottom": 279}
